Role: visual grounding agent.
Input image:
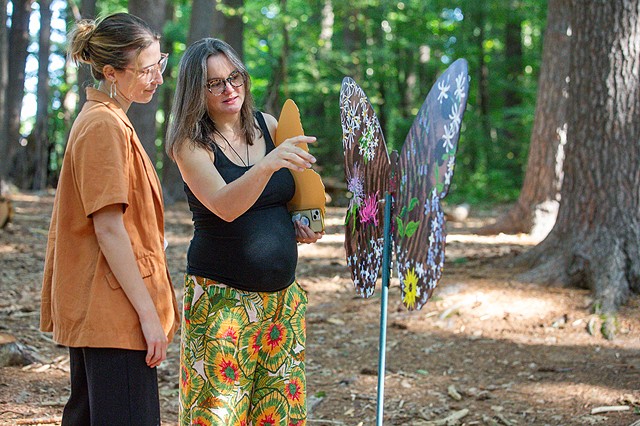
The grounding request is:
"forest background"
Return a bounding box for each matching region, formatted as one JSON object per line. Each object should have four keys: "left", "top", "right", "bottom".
{"left": 0, "top": 0, "right": 545, "bottom": 205}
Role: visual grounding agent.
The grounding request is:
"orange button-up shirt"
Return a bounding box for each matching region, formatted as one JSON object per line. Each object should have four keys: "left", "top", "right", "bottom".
{"left": 40, "top": 88, "right": 179, "bottom": 350}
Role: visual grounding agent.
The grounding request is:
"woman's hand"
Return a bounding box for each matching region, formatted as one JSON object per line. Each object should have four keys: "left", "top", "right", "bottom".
{"left": 262, "top": 135, "right": 317, "bottom": 173}
{"left": 139, "top": 314, "right": 169, "bottom": 368}
{"left": 295, "top": 220, "right": 324, "bottom": 244}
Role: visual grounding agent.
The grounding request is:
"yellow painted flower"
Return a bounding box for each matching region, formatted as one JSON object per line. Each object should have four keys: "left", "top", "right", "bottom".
{"left": 402, "top": 268, "right": 418, "bottom": 309}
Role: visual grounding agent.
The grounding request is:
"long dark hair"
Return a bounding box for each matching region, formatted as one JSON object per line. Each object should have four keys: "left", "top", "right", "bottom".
{"left": 166, "top": 38, "right": 259, "bottom": 161}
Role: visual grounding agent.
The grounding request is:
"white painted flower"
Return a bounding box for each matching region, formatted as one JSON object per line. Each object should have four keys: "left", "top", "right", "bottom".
{"left": 442, "top": 123, "right": 456, "bottom": 151}
{"left": 437, "top": 79, "right": 450, "bottom": 103}
{"left": 424, "top": 198, "right": 431, "bottom": 216}
{"left": 445, "top": 156, "right": 456, "bottom": 186}
{"left": 455, "top": 72, "right": 466, "bottom": 100}
{"left": 449, "top": 102, "right": 462, "bottom": 131}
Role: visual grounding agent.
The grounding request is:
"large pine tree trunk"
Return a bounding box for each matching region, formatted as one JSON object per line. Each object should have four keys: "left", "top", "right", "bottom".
{"left": 519, "top": 0, "right": 640, "bottom": 315}
{"left": 33, "top": 0, "right": 52, "bottom": 190}
{"left": 480, "top": 0, "right": 570, "bottom": 237}
{"left": 128, "top": 0, "right": 166, "bottom": 162}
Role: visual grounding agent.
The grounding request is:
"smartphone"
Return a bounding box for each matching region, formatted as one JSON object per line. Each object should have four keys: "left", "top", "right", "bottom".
{"left": 291, "top": 208, "right": 324, "bottom": 233}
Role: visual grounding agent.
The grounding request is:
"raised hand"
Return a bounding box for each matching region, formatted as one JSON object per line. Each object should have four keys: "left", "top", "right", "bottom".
{"left": 262, "top": 135, "right": 317, "bottom": 173}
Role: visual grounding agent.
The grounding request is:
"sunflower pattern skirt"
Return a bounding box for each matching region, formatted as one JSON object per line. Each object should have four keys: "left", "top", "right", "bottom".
{"left": 179, "top": 275, "right": 307, "bottom": 426}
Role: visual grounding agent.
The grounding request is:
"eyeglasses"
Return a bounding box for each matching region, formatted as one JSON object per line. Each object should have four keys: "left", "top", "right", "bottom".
{"left": 206, "top": 70, "right": 244, "bottom": 95}
{"left": 122, "top": 53, "right": 169, "bottom": 83}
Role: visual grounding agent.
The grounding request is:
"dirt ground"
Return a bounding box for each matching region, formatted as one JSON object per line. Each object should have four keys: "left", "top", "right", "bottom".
{"left": 0, "top": 191, "right": 639, "bottom": 426}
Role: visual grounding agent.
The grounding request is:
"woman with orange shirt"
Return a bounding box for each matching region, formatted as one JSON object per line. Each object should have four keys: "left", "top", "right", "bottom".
{"left": 40, "top": 13, "right": 179, "bottom": 425}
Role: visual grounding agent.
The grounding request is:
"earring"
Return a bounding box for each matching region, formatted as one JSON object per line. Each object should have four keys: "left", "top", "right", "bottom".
{"left": 109, "top": 80, "right": 117, "bottom": 99}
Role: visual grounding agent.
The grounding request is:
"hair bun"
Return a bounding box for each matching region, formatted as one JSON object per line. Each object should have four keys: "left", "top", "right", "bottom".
{"left": 68, "top": 19, "right": 97, "bottom": 64}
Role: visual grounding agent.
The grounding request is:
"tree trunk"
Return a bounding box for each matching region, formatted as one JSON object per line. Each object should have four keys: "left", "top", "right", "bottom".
{"left": 160, "top": 3, "right": 185, "bottom": 204}
{"left": 479, "top": 0, "right": 570, "bottom": 237}
{"left": 319, "top": 0, "right": 333, "bottom": 52}
{"left": 518, "top": 0, "right": 640, "bottom": 315}
{"left": 128, "top": 0, "right": 167, "bottom": 163}
{"left": 0, "top": 0, "right": 9, "bottom": 184}
{"left": 217, "top": 0, "right": 243, "bottom": 60}
{"left": 33, "top": 0, "right": 52, "bottom": 190}
{"left": 188, "top": 0, "right": 243, "bottom": 59}
{"left": 504, "top": 0, "right": 523, "bottom": 110}
{"left": 476, "top": 5, "right": 491, "bottom": 153}
{"left": 187, "top": 0, "right": 214, "bottom": 45}
{"left": 76, "top": 0, "right": 97, "bottom": 108}
{"left": 6, "top": 0, "right": 33, "bottom": 180}
{"left": 264, "top": 0, "right": 288, "bottom": 114}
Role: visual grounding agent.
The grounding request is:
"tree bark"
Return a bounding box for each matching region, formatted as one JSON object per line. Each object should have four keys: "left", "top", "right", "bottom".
{"left": 479, "top": 0, "right": 570, "bottom": 237}
{"left": 518, "top": 0, "right": 640, "bottom": 315}
{"left": 128, "top": 0, "right": 167, "bottom": 163}
{"left": 6, "top": 0, "right": 34, "bottom": 179}
{"left": 33, "top": 0, "right": 52, "bottom": 190}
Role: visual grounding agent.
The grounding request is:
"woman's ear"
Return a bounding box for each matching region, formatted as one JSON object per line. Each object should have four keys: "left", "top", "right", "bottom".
{"left": 102, "top": 64, "right": 117, "bottom": 82}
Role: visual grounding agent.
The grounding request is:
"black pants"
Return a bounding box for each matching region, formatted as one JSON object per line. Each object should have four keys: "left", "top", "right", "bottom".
{"left": 62, "top": 347, "right": 161, "bottom": 426}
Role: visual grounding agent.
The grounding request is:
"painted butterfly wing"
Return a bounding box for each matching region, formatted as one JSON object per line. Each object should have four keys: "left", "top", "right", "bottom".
{"left": 394, "top": 59, "right": 469, "bottom": 310}
{"left": 340, "top": 77, "right": 391, "bottom": 298}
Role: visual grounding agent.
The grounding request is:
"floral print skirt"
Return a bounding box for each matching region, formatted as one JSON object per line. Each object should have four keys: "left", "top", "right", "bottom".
{"left": 179, "top": 275, "right": 307, "bottom": 426}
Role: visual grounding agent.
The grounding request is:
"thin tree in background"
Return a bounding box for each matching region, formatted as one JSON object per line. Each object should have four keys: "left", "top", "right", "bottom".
{"left": 0, "top": 0, "right": 9, "bottom": 185}
{"left": 479, "top": 0, "right": 570, "bottom": 237}
{"left": 188, "top": 0, "right": 244, "bottom": 57}
{"left": 76, "top": 0, "right": 97, "bottom": 108}
{"left": 264, "top": 0, "right": 288, "bottom": 114}
{"left": 160, "top": 2, "right": 185, "bottom": 204}
{"left": 518, "top": 0, "right": 640, "bottom": 334}
{"left": 33, "top": 0, "right": 52, "bottom": 190}
{"left": 5, "top": 0, "right": 34, "bottom": 174}
{"left": 214, "top": 0, "right": 243, "bottom": 59}
{"left": 128, "top": 0, "right": 167, "bottom": 161}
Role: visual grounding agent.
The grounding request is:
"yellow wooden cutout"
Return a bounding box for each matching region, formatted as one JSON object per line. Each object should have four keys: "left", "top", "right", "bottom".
{"left": 275, "top": 99, "right": 326, "bottom": 217}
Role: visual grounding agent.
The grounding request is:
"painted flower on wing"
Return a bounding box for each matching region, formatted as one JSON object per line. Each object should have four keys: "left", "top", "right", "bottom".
{"left": 358, "top": 124, "right": 378, "bottom": 163}
{"left": 359, "top": 191, "right": 380, "bottom": 227}
{"left": 437, "top": 79, "right": 450, "bottom": 103}
{"left": 402, "top": 268, "right": 419, "bottom": 310}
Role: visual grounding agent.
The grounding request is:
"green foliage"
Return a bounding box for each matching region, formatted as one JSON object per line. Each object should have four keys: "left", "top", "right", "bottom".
{"left": 34, "top": 0, "right": 547, "bottom": 202}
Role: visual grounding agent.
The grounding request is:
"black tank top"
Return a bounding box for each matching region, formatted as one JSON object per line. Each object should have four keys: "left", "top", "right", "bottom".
{"left": 184, "top": 112, "right": 297, "bottom": 292}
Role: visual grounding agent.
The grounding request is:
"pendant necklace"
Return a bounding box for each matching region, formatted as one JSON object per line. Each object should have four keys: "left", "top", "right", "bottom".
{"left": 224, "top": 138, "right": 250, "bottom": 169}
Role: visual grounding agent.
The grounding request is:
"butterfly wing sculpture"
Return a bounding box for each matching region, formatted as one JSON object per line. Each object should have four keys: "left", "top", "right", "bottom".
{"left": 340, "top": 77, "right": 390, "bottom": 298}
{"left": 340, "top": 59, "right": 469, "bottom": 309}
{"left": 394, "top": 58, "right": 469, "bottom": 310}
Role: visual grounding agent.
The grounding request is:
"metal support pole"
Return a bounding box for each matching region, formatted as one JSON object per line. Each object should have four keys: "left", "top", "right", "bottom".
{"left": 376, "top": 192, "right": 393, "bottom": 426}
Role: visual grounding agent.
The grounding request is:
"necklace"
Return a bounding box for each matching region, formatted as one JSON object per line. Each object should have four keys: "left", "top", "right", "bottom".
{"left": 224, "top": 138, "right": 250, "bottom": 169}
